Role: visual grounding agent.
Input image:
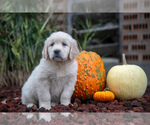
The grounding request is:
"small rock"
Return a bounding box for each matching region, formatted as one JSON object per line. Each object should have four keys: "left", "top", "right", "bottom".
{"left": 6, "top": 104, "right": 10, "bottom": 108}
{"left": 119, "top": 98, "right": 125, "bottom": 102}
{"left": 114, "top": 110, "right": 120, "bottom": 112}
{"left": 131, "top": 100, "right": 141, "bottom": 107}
{"left": 123, "top": 102, "right": 131, "bottom": 107}
{"left": 97, "top": 103, "right": 103, "bottom": 107}
{"left": 50, "top": 109, "right": 57, "bottom": 112}
{"left": 146, "top": 96, "right": 150, "bottom": 102}
{"left": 128, "top": 110, "right": 134, "bottom": 113}
{"left": 20, "top": 107, "right": 27, "bottom": 112}
{"left": 106, "top": 110, "right": 111, "bottom": 113}
{"left": 8, "top": 108, "right": 16, "bottom": 112}
{"left": 74, "top": 98, "right": 81, "bottom": 104}
{"left": 68, "top": 103, "right": 73, "bottom": 108}
{"left": 88, "top": 100, "right": 97, "bottom": 105}
{"left": 108, "top": 104, "right": 115, "bottom": 111}
{"left": 77, "top": 106, "right": 89, "bottom": 112}
{"left": 125, "top": 107, "right": 133, "bottom": 112}
{"left": 81, "top": 104, "right": 86, "bottom": 107}
{"left": 0, "top": 94, "right": 5, "bottom": 98}
{"left": 141, "top": 100, "right": 148, "bottom": 106}
{"left": 0, "top": 104, "right": 8, "bottom": 112}
{"left": 133, "top": 107, "right": 143, "bottom": 112}
{"left": 37, "top": 107, "right": 47, "bottom": 112}
{"left": 92, "top": 106, "right": 100, "bottom": 112}
{"left": 56, "top": 104, "right": 65, "bottom": 109}
{"left": 69, "top": 109, "right": 75, "bottom": 112}
{"left": 118, "top": 102, "right": 124, "bottom": 105}
{"left": 145, "top": 108, "right": 150, "bottom": 112}
{"left": 1, "top": 99, "right": 7, "bottom": 104}
{"left": 101, "top": 107, "right": 107, "bottom": 112}
{"left": 112, "top": 100, "right": 118, "bottom": 105}
{"left": 73, "top": 102, "right": 78, "bottom": 109}
{"left": 108, "top": 104, "right": 125, "bottom": 112}
{"left": 31, "top": 106, "right": 38, "bottom": 111}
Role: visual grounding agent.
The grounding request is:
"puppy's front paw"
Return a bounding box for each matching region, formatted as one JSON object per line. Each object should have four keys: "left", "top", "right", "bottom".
{"left": 61, "top": 101, "right": 70, "bottom": 106}
{"left": 40, "top": 104, "right": 51, "bottom": 110}
{"left": 27, "top": 103, "right": 37, "bottom": 108}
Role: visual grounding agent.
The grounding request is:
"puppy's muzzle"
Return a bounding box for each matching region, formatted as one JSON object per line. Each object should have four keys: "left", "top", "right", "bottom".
{"left": 53, "top": 49, "right": 61, "bottom": 59}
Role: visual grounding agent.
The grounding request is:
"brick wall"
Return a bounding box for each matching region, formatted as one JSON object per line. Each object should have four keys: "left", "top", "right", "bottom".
{"left": 121, "top": 0, "right": 150, "bottom": 12}
{"left": 121, "top": 13, "right": 150, "bottom": 63}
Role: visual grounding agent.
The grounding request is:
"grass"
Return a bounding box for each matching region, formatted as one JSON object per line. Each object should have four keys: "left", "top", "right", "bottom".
{"left": 0, "top": 13, "right": 61, "bottom": 86}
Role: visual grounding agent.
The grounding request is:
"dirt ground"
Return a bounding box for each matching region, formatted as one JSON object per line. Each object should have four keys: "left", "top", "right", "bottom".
{"left": 0, "top": 86, "right": 150, "bottom": 124}
{"left": 0, "top": 86, "right": 150, "bottom": 113}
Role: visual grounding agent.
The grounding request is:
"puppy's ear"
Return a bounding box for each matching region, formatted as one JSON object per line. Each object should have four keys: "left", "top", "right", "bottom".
{"left": 42, "top": 39, "right": 49, "bottom": 60}
{"left": 69, "top": 39, "right": 79, "bottom": 60}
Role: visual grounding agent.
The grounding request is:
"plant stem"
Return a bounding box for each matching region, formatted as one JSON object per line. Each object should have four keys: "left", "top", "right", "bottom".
{"left": 122, "top": 53, "right": 127, "bottom": 65}
{"left": 71, "top": 28, "right": 82, "bottom": 52}
{"left": 104, "top": 87, "right": 109, "bottom": 91}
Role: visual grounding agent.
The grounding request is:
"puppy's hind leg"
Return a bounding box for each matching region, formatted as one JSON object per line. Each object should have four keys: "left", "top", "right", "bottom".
{"left": 21, "top": 95, "right": 37, "bottom": 108}
{"left": 21, "top": 83, "right": 38, "bottom": 108}
{"left": 37, "top": 80, "right": 51, "bottom": 110}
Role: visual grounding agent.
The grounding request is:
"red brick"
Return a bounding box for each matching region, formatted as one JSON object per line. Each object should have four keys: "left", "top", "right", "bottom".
{"left": 142, "top": 33, "right": 150, "bottom": 41}
{"left": 122, "top": 34, "right": 139, "bottom": 42}
{"left": 143, "top": 13, "right": 150, "bottom": 20}
{"left": 122, "top": 13, "right": 139, "bottom": 21}
{"left": 132, "top": 23, "right": 149, "bottom": 31}
{"left": 142, "top": 54, "right": 150, "bottom": 62}
{"left": 122, "top": 23, "right": 149, "bottom": 31}
{"left": 131, "top": 44, "right": 147, "bottom": 51}
{"left": 122, "top": 24, "right": 132, "bottom": 31}
{"left": 122, "top": 45, "right": 128, "bottom": 52}
{"left": 125, "top": 54, "right": 139, "bottom": 62}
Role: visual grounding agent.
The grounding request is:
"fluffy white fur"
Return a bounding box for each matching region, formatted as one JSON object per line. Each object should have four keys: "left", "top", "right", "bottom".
{"left": 21, "top": 31, "right": 79, "bottom": 110}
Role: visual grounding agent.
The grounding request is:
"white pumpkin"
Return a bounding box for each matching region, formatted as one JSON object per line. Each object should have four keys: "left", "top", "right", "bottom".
{"left": 107, "top": 54, "right": 147, "bottom": 100}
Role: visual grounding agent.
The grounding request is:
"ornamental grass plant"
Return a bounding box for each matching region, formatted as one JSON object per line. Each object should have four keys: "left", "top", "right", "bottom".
{"left": 0, "top": 13, "right": 60, "bottom": 86}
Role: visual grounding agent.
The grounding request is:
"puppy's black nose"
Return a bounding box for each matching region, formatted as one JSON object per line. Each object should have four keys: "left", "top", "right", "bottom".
{"left": 54, "top": 49, "right": 60, "bottom": 54}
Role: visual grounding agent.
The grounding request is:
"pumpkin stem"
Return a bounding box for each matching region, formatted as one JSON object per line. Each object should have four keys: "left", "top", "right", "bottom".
{"left": 122, "top": 54, "right": 127, "bottom": 65}
{"left": 104, "top": 87, "right": 109, "bottom": 91}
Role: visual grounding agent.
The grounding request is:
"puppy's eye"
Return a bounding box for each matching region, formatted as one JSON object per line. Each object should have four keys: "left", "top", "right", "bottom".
{"left": 50, "top": 42, "right": 54, "bottom": 46}
{"left": 62, "top": 42, "right": 67, "bottom": 46}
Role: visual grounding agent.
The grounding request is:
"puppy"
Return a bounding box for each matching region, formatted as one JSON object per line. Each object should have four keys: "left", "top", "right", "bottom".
{"left": 21, "top": 31, "right": 79, "bottom": 110}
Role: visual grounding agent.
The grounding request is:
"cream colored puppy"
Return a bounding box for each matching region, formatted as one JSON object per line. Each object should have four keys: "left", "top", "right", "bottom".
{"left": 21, "top": 31, "right": 79, "bottom": 110}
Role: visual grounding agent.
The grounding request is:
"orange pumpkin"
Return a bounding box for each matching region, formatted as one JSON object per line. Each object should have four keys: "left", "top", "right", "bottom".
{"left": 72, "top": 51, "right": 106, "bottom": 100}
{"left": 93, "top": 91, "right": 115, "bottom": 102}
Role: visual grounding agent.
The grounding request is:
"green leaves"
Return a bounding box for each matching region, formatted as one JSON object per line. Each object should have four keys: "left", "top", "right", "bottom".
{"left": 74, "top": 15, "right": 102, "bottom": 50}
{"left": 0, "top": 13, "right": 58, "bottom": 86}
{"left": 11, "top": 36, "right": 22, "bottom": 61}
